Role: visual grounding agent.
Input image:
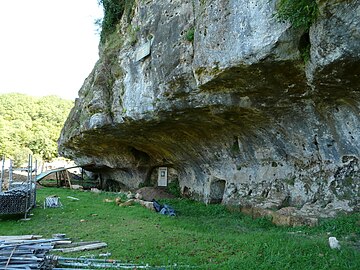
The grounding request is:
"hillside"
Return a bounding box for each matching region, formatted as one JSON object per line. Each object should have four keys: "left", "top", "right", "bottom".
{"left": 0, "top": 93, "right": 73, "bottom": 165}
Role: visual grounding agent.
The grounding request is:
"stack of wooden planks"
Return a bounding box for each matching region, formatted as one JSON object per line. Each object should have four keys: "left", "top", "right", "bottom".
{"left": 0, "top": 235, "right": 59, "bottom": 269}
{"left": 0, "top": 235, "right": 108, "bottom": 269}
{"left": 0, "top": 235, "right": 184, "bottom": 269}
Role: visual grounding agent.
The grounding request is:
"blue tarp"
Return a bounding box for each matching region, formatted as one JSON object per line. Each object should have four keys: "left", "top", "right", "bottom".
{"left": 152, "top": 199, "right": 176, "bottom": 216}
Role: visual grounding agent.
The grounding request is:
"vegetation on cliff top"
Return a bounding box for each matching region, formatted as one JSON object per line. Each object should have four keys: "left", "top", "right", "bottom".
{"left": 276, "top": 0, "right": 318, "bottom": 62}
{"left": 0, "top": 93, "right": 73, "bottom": 166}
{"left": 97, "top": 0, "right": 135, "bottom": 43}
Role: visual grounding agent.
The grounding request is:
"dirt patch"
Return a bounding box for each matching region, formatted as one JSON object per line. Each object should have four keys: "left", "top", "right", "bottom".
{"left": 1, "top": 171, "right": 29, "bottom": 190}
{"left": 1, "top": 171, "right": 28, "bottom": 182}
{"left": 136, "top": 187, "right": 176, "bottom": 201}
{"left": 1, "top": 170, "right": 48, "bottom": 190}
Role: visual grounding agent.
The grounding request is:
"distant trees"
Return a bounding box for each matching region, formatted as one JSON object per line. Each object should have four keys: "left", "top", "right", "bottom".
{"left": 0, "top": 93, "right": 73, "bottom": 166}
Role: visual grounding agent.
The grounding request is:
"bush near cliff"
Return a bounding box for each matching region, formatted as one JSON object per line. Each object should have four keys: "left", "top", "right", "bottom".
{"left": 97, "top": 0, "right": 135, "bottom": 43}
{"left": 0, "top": 93, "right": 73, "bottom": 166}
{"left": 276, "top": 0, "right": 319, "bottom": 29}
{"left": 276, "top": 0, "right": 318, "bottom": 62}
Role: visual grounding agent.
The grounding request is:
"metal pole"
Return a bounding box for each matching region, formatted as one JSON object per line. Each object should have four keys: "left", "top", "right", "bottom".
{"left": 33, "top": 159, "right": 37, "bottom": 207}
{"left": 9, "top": 159, "right": 13, "bottom": 190}
{"left": 0, "top": 155, "right": 5, "bottom": 193}
{"left": 28, "top": 155, "right": 33, "bottom": 208}
{"left": 24, "top": 154, "right": 31, "bottom": 219}
{"left": 4, "top": 246, "right": 16, "bottom": 269}
{"left": 34, "top": 159, "right": 37, "bottom": 177}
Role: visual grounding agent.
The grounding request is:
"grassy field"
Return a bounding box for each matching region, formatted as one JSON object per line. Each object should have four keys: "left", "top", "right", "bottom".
{"left": 0, "top": 187, "right": 359, "bottom": 269}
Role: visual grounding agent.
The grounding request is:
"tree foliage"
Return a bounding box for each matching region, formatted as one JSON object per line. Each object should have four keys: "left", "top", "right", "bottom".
{"left": 97, "top": 0, "right": 135, "bottom": 43}
{"left": 0, "top": 93, "right": 73, "bottom": 166}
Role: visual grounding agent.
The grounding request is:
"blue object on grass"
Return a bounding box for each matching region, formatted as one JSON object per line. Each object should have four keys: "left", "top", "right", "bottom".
{"left": 152, "top": 199, "right": 176, "bottom": 216}
{"left": 159, "top": 204, "right": 176, "bottom": 216}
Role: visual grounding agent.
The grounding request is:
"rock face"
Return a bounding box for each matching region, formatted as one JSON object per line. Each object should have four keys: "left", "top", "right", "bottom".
{"left": 59, "top": 0, "right": 360, "bottom": 218}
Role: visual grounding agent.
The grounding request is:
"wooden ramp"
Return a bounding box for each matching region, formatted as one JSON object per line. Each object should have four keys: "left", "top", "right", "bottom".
{"left": 35, "top": 166, "right": 81, "bottom": 182}
{"left": 36, "top": 165, "right": 99, "bottom": 189}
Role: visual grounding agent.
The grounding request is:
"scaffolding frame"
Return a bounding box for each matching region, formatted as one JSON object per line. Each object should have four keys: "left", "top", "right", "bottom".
{"left": 0, "top": 155, "right": 37, "bottom": 218}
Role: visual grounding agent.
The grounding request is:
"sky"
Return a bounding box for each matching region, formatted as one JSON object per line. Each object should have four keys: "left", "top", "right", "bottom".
{"left": 0, "top": 0, "right": 103, "bottom": 100}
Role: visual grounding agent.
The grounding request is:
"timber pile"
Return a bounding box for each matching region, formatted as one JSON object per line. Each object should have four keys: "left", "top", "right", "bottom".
{"left": 0, "top": 235, "right": 189, "bottom": 269}
{"left": 0, "top": 235, "right": 58, "bottom": 269}
{"left": 0, "top": 235, "right": 108, "bottom": 269}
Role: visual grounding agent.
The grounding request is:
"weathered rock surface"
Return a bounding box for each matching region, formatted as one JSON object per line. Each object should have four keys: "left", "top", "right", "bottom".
{"left": 59, "top": 0, "right": 360, "bottom": 219}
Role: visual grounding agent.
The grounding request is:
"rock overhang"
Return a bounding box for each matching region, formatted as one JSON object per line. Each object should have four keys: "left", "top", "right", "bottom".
{"left": 58, "top": 0, "right": 360, "bottom": 218}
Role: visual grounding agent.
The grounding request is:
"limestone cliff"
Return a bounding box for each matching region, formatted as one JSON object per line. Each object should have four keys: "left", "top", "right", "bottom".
{"left": 59, "top": 0, "right": 360, "bottom": 217}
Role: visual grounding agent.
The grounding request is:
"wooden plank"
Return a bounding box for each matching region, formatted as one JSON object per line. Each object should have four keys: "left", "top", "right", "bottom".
{"left": 66, "top": 170, "right": 72, "bottom": 188}
{"left": 54, "top": 241, "right": 100, "bottom": 248}
{"left": 53, "top": 241, "right": 72, "bottom": 245}
{"left": 53, "top": 242, "right": 107, "bottom": 253}
{"left": 0, "top": 235, "right": 42, "bottom": 241}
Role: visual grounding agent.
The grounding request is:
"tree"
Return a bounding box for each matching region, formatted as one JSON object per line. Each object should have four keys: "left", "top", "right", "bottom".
{"left": 0, "top": 93, "right": 73, "bottom": 165}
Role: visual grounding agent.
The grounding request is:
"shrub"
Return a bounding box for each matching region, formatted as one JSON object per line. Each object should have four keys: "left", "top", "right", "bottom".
{"left": 97, "top": 0, "right": 135, "bottom": 43}
{"left": 167, "top": 179, "right": 182, "bottom": 197}
{"left": 185, "top": 27, "right": 195, "bottom": 42}
{"left": 276, "top": 0, "right": 319, "bottom": 30}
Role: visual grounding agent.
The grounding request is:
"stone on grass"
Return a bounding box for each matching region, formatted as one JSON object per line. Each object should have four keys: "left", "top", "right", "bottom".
{"left": 329, "top": 237, "right": 341, "bottom": 250}
{"left": 138, "top": 200, "right": 155, "bottom": 211}
{"left": 91, "top": 188, "right": 101, "bottom": 193}
{"left": 71, "top": 185, "right": 83, "bottom": 190}
{"left": 119, "top": 199, "right": 135, "bottom": 207}
{"left": 115, "top": 197, "right": 122, "bottom": 205}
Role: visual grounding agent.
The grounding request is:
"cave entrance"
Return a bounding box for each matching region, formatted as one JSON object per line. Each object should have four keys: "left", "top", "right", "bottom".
{"left": 209, "top": 179, "right": 226, "bottom": 204}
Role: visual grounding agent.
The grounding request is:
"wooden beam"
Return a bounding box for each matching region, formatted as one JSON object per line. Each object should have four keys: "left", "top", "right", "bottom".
{"left": 53, "top": 242, "right": 107, "bottom": 253}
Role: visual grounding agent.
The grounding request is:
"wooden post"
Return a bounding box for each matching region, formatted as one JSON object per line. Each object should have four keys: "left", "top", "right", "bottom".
{"left": 62, "top": 171, "right": 67, "bottom": 187}
{"left": 56, "top": 172, "right": 59, "bottom": 187}
{"left": 59, "top": 171, "right": 64, "bottom": 187}
{"left": 0, "top": 155, "right": 5, "bottom": 192}
{"left": 9, "top": 159, "right": 13, "bottom": 189}
{"left": 81, "top": 168, "right": 84, "bottom": 187}
{"left": 33, "top": 159, "right": 37, "bottom": 207}
{"left": 60, "top": 171, "right": 67, "bottom": 187}
{"left": 66, "top": 170, "right": 72, "bottom": 188}
{"left": 24, "top": 154, "right": 32, "bottom": 219}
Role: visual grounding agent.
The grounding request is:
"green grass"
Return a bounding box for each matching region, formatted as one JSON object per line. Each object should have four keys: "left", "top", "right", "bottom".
{"left": 0, "top": 187, "right": 359, "bottom": 269}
